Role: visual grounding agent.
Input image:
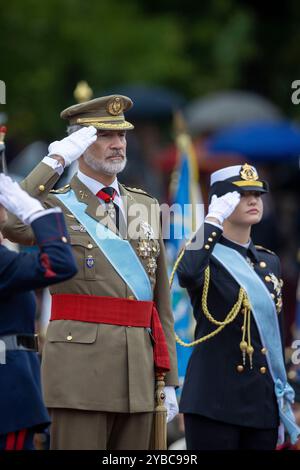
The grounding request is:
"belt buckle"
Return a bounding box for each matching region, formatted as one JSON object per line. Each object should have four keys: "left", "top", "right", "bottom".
{"left": 34, "top": 334, "right": 39, "bottom": 351}
{"left": 17, "top": 334, "right": 39, "bottom": 351}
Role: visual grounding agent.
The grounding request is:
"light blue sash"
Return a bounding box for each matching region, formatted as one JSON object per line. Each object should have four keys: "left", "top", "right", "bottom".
{"left": 212, "top": 243, "right": 300, "bottom": 444}
{"left": 56, "top": 190, "right": 152, "bottom": 301}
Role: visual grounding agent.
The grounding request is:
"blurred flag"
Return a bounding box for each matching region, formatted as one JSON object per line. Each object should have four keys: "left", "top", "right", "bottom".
{"left": 295, "top": 281, "right": 300, "bottom": 338}
{"left": 294, "top": 251, "right": 300, "bottom": 381}
{"left": 166, "top": 112, "right": 203, "bottom": 389}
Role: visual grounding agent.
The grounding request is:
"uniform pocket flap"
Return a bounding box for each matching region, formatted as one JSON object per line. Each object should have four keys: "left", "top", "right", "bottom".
{"left": 47, "top": 320, "right": 98, "bottom": 344}
{"left": 69, "top": 235, "right": 89, "bottom": 247}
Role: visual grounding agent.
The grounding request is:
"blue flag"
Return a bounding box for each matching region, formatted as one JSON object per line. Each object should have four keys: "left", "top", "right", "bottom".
{"left": 166, "top": 116, "right": 203, "bottom": 389}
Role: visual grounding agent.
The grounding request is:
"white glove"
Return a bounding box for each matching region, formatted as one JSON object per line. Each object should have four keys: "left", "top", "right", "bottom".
{"left": 164, "top": 386, "right": 179, "bottom": 423}
{"left": 206, "top": 191, "right": 241, "bottom": 225}
{"left": 47, "top": 126, "right": 97, "bottom": 167}
{"left": 0, "top": 174, "right": 44, "bottom": 225}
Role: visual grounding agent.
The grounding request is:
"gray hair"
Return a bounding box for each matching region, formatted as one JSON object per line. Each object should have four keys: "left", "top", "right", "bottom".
{"left": 66, "top": 124, "right": 84, "bottom": 135}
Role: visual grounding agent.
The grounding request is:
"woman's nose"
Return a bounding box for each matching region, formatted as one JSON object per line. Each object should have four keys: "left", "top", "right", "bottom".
{"left": 248, "top": 195, "right": 258, "bottom": 205}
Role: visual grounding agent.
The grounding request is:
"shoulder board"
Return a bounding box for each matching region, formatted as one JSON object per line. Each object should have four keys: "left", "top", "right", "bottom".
{"left": 255, "top": 245, "right": 276, "bottom": 255}
{"left": 123, "top": 185, "right": 154, "bottom": 199}
{"left": 50, "top": 184, "right": 71, "bottom": 194}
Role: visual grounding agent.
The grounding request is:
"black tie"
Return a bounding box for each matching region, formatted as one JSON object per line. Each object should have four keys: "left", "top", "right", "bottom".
{"left": 97, "top": 187, "right": 120, "bottom": 231}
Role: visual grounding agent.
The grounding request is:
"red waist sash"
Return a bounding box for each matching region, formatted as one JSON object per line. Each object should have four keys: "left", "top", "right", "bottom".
{"left": 51, "top": 294, "right": 170, "bottom": 373}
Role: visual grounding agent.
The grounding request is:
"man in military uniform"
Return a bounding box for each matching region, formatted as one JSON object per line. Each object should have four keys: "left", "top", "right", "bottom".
{"left": 2, "top": 94, "right": 179, "bottom": 450}
{"left": 176, "top": 164, "right": 299, "bottom": 450}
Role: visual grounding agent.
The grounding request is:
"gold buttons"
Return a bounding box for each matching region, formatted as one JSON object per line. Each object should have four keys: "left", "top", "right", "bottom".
{"left": 261, "top": 347, "right": 267, "bottom": 354}
{"left": 288, "top": 369, "right": 297, "bottom": 380}
{"left": 87, "top": 243, "right": 93, "bottom": 249}
{"left": 61, "top": 236, "right": 68, "bottom": 243}
{"left": 237, "top": 365, "right": 244, "bottom": 373}
{"left": 66, "top": 335, "right": 73, "bottom": 341}
{"left": 128, "top": 295, "right": 135, "bottom": 300}
{"left": 260, "top": 366, "right": 267, "bottom": 374}
{"left": 259, "top": 261, "right": 266, "bottom": 268}
{"left": 204, "top": 244, "right": 210, "bottom": 250}
{"left": 208, "top": 237, "right": 213, "bottom": 242}
{"left": 212, "top": 232, "right": 217, "bottom": 237}
{"left": 265, "top": 275, "right": 271, "bottom": 282}
{"left": 38, "top": 184, "right": 45, "bottom": 192}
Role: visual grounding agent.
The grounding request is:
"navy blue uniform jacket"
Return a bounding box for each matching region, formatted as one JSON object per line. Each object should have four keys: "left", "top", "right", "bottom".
{"left": 177, "top": 222, "right": 284, "bottom": 429}
{"left": 0, "top": 211, "right": 77, "bottom": 435}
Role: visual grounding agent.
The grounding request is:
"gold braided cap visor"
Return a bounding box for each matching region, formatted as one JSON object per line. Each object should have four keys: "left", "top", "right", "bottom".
{"left": 72, "top": 115, "right": 133, "bottom": 130}
{"left": 61, "top": 95, "right": 134, "bottom": 130}
{"left": 76, "top": 120, "right": 134, "bottom": 130}
{"left": 232, "top": 180, "right": 263, "bottom": 188}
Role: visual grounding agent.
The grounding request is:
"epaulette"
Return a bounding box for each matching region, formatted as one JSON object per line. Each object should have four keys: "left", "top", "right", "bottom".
{"left": 123, "top": 185, "right": 154, "bottom": 199}
{"left": 255, "top": 245, "right": 276, "bottom": 255}
{"left": 50, "top": 184, "right": 71, "bottom": 194}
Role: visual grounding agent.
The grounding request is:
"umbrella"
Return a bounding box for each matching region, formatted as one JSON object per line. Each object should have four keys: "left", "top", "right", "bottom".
{"left": 184, "top": 90, "right": 282, "bottom": 135}
{"left": 0, "top": 113, "right": 7, "bottom": 125}
{"left": 104, "top": 84, "right": 185, "bottom": 120}
{"left": 206, "top": 120, "right": 300, "bottom": 161}
{"left": 8, "top": 141, "right": 48, "bottom": 177}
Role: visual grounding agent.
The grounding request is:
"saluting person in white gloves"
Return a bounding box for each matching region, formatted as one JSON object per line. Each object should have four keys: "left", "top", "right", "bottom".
{"left": 176, "top": 164, "right": 297, "bottom": 450}
{"left": 2, "top": 94, "right": 179, "bottom": 450}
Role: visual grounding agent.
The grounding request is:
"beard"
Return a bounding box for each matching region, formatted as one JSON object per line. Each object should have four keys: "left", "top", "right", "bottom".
{"left": 83, "top": 152, "right": 127, "bottom": 175}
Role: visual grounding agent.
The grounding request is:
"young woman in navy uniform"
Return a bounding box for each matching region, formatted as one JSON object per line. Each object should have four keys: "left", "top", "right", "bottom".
{"left": 176, "top": 164, "right": 299, "bottom": 450}
{"left": 0, "top": 174, "right": 77, "bottom": 450}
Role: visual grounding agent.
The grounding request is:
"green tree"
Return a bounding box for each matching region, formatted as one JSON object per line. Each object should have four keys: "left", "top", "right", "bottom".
{"left": 2, "top": 0, "right": 300, "bottom": 143}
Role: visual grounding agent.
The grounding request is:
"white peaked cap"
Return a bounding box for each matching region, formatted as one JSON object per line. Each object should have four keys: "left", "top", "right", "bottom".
{"left": 210, "top": 164, "right": 258, "bottom": 186}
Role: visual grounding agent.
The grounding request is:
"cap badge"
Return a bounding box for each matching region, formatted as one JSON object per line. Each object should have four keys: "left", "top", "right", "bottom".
{"left": 107, "top": 97, "right": 124, "bottom": 116}
{"left": 240, "top": 163, "right": 258, "bottom": 181}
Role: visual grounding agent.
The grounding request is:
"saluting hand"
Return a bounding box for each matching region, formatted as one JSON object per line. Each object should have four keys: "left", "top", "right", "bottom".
{"left": 206, "top": 191, "right": 241, "bottom": 225}
{"left": 0, "top": 174, "right": 44, "bottom": 225}
{"left": 47, "top": 125, "right": 97, "bottom": 167}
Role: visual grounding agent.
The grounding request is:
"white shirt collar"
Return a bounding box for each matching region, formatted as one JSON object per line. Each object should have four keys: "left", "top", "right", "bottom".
{"left": 77, "top": 170, "right": 120, "bottom": 196}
